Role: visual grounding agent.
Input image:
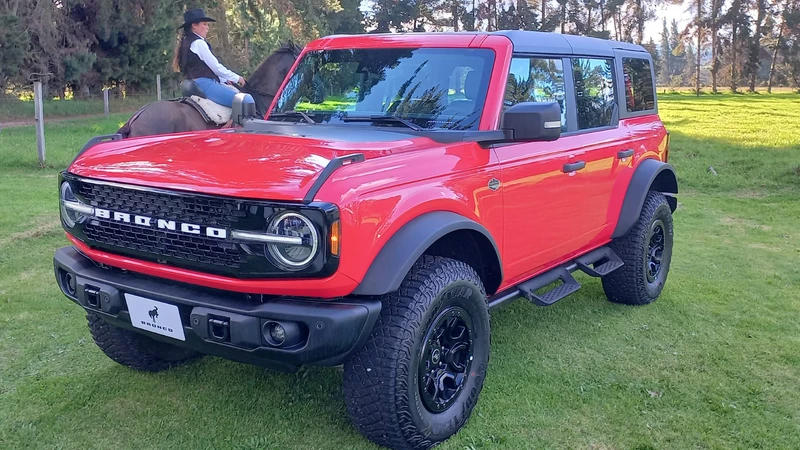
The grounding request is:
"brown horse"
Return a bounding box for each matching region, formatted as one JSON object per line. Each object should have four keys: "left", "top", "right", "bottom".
{"left": 118, "top": 41, "right": 301, "bottom": 138}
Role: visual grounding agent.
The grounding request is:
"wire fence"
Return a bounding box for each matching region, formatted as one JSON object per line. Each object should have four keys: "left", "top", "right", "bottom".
{"left": 0, "top": 76, "right": 185, "bottom": 124}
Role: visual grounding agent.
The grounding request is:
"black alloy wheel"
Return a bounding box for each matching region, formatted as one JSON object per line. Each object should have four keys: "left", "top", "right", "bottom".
{"left": 418, "top": 306, "right": 474, "bottom": 413}
{"left": 646, "top": 219, "right": 666, "bottom": 284}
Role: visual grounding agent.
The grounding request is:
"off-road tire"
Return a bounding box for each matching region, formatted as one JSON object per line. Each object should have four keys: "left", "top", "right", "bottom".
{"left": 343, "top": 256, "right": 490, "bottom": 450}
{"left": 602, "top": 191, "right": 674, "bottom": 305}
{"left": 88, "top": 312, "right": 200, "bottom": 372}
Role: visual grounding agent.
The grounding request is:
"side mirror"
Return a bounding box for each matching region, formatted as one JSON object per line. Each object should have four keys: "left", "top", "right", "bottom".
{"left": 232, "top": 93, "right": 256, "bottom": 125}
{"left": 500, "top": 101, "right": 562, "bottom": 142}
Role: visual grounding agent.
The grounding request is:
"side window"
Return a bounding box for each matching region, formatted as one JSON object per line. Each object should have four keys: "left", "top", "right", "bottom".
{"left": 505, "top": 57, "right": 567, "bottom": 131}
{"left": 622, "top": 57, "right": 655, "bottom": 112}
{"left": 572, "top": 58, "right": 615, "bottom": 130}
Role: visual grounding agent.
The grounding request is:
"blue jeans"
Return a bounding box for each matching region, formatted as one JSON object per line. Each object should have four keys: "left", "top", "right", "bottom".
{"left": 194, "top": 77, "right": 236, "bottom": 107}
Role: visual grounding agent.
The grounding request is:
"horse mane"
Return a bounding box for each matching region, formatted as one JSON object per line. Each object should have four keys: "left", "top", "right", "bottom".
{"left": 249, "top": 40, "right": 302, "bottom": 83}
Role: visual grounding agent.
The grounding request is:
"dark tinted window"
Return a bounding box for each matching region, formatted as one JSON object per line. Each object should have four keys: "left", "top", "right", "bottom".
{"left": 622, "top": 57, "right": 656, "bottom": 112}
{"left": 505, "top": 57, "right": 567, "bottom": 130}
{"left": 572, "top": 58, "right": 615, "bottom": 130}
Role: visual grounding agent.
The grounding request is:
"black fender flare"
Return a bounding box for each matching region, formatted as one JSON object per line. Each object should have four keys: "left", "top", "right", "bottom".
{"left": 352, "top": 211, "right": 502, "bottom": 296}
{"left": 612, "top": 158, "right": 678, "bottom": 238}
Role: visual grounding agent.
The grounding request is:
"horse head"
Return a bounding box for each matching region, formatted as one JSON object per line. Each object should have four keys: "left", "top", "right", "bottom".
{"left": 243, "top": 41, "right": 303, "bottom": 116}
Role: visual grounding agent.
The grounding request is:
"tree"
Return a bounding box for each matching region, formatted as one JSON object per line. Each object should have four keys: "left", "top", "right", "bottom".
{"left": 326, "top": 0, "right": 366, "bottom": 34}
{"left": 681, "top": 0, "right": 706, "bottom": 95}
{"left": 0, "top": 14, "right": 27, "bottom": 95}
{"left": 746, "top": 0, "right": 768, "bottom": 91}
{"left": 725, "top": 0, "right": 750, "bottom": 92}
{"left": 659, "top": 19, "right": 671, "bottom": 84}
{"left": 708, "top": 0, "right": 724, "bottom": 93}
{"left": 767, "top": 0, "right": 790, "bottom": 92}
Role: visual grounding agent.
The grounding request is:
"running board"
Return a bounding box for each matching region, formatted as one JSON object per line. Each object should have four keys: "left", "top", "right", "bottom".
{"left": 487, "top": 246, "right": 624, "bottom": 310}
{"left": 518, "top": 267, "right": 581, "bottom": 306}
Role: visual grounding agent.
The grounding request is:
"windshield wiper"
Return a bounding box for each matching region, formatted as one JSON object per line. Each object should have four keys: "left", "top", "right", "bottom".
{"left": 267, "top": 110, "right": 316, "bottom": 124}
{"left": 342, "top": 115, "right": 422, "bottom": 131}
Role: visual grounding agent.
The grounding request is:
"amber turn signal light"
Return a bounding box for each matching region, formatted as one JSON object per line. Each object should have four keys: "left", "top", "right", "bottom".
{"left": 330, "top": 220, "right": 340, "bottom": 256}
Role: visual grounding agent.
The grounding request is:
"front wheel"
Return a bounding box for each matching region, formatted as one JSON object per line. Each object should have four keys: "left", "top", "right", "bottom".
{"left": 343, "top": 256, "right": 490, "bottom": 450}
{"left": 602, "top": 191, "right": 674, "bottom": 305}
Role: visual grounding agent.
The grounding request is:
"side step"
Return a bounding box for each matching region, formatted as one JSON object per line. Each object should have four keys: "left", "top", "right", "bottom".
{"left": 518, "top": 267, "right": 581, "bottom": 306}
{"left": 575, "top": 247, "right": 624, "bottom": 277}
{"left": 487, "top": 246, "right": 625, "bottom": 310}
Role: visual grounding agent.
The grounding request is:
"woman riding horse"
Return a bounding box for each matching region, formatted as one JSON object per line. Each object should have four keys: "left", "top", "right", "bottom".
{"left": 172, "top": 8, "right": 245, "bottom": 108}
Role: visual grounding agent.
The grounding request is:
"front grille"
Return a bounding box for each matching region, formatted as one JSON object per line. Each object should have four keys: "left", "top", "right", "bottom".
{"left": 63, "top": 174, "right": 337, "bottom": 279}
{"left": 83, "top": 221, "right": 243, "bottom": 268}
{"left": 77, "top": 181, "right": 247, "bottom": 228}
{"left": 75, "top": 179, "right": 253, "bottom": 272}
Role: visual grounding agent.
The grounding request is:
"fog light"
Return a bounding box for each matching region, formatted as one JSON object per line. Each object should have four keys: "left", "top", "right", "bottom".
{"left": 61, "top": 270, "right": 77, "bottom": 296}
{"left": 261, "top": 320, "right": 304, "bottom": 347}
{"left": 270, "top": 323, "right": 286, "bottom": 344}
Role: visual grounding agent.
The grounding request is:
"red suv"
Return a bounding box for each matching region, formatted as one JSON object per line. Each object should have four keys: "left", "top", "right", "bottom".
{"left": 55, "top": 31, "right": 676, "bottom": 450}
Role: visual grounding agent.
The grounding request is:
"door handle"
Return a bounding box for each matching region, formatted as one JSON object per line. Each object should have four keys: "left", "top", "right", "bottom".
{"left": 617, "top": 149, "right": 634, "bottom": 159}
{"left": 562, "top": 161, "right": 586, "bottom": 173}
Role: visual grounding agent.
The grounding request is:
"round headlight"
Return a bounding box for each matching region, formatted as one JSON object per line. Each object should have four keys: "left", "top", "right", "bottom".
{"left": 60, "top": 182, "right": 80, "bottom": 228}
{"left": 266, "top": 212, "right": 319, "bottom": 270}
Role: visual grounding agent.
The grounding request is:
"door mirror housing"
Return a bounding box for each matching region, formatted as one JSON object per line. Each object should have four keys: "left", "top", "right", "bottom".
{"left": 232, "top": 93, "right": 257, "bottom": 125}
{"left": 500, "top": 102, "right": 562, "bottom": 142}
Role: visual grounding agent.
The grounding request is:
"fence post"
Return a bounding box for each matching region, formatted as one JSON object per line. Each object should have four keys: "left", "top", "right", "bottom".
{"left": 157, "top": 75, "right": 162, "bottom": 101}
{"left": 103, "top": 88, "right": 109, "bottom": 117}
{"left": 34, "top": 82, "right": 46, "bottom": 167}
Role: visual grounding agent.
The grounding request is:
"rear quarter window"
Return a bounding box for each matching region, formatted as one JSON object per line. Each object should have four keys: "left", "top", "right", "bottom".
{"left": 622, "top": 58, "right": 656, "bottom": 113}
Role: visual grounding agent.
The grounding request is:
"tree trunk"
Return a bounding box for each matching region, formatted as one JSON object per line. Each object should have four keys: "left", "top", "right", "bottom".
{"left": 767, "top": 6, "right": 786, "bottom": 93}
{"left": 636, "top": 0, "right": 644, "bottom": 44}
{"left": 709, "top": 0, "right": 721, "bottom": 93}
{"left": 749, "top": 0, "right": 766, "bottom": 92}
{"left": 696, "top": 0, "right": 702, "bottom": 96}
{"left": 730, "top": 0, "right": 741, "bottom": 93}
{"left": 215, "top": 0, "right": 230, "bottom": 58}
{"left": 452, "top": 0, "right": 459, "bottom": 31}
{"left": 599, "top": 0, "right": 605, "bottom": 31}
{"left": 587, "top": 3, "right": 593, "bottom": 31}
{"left": 542, "top": 0, "right": 547, "bottom": 25}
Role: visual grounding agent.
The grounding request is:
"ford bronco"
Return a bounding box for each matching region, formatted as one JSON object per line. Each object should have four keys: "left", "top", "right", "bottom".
{"left": 54, "top": 31, "right": 676, "bottom": 449}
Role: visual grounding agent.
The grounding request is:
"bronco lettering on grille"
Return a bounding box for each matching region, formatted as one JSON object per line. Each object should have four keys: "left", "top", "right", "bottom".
{"left": 94, "top": 208, "right": 227, "bottom": 239}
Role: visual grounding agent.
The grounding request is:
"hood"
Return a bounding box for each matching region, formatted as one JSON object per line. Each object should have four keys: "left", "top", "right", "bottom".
{"left": 69, "top": 129, "right": 433, "bottom": 201}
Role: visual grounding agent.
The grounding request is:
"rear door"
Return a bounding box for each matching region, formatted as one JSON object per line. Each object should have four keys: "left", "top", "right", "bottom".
{"left": 567, "top": 56, "right": 633, "bottom": 245}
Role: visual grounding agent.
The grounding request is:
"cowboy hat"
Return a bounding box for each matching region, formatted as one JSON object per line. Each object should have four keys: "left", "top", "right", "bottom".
{"left": 179, "top": 8, "right": 216, "bottom": 29}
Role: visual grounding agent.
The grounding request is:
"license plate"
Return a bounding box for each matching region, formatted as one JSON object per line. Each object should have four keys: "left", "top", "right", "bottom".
{"left": 125, "top": 294, "right": 186, "bottom": 341}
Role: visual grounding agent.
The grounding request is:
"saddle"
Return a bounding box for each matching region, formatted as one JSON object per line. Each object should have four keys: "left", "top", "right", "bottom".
{"left": 173, "top": 80, "right": 239, "bottom": 126}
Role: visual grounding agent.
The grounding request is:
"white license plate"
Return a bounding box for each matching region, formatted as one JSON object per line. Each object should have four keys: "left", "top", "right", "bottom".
{"left": 125, "top": 294, "right": 186, "bottom": 341}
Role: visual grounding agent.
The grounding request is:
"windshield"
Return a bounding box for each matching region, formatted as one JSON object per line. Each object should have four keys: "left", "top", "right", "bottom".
{"left": 271, "top": 48, "right": 494, "bottom": 131}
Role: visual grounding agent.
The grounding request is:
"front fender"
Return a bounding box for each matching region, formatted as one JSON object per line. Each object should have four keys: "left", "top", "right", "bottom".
{"left": 352, "top": 211, "right": 501, "bottom": 296}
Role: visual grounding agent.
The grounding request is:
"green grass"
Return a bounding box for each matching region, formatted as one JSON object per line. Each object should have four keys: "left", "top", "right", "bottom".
{"left": 0, "top": 96, "right": 155, "bottom": 122}
{"left": 1, "top": 94, "right": 799, "bottom": 449}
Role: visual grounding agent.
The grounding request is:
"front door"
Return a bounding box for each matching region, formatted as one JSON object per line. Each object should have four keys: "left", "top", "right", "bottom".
{"left": 495, "top": 56, "right": 593, "bottom": 284}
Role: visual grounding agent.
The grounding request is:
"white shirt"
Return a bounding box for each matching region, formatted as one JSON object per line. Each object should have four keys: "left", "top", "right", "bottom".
{"left": 189, "top": 34, "right": 240, "bottom": 83}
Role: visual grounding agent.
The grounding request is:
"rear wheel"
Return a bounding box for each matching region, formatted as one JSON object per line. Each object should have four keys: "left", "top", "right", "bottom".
{"left": 88, "top": 313, "right": 200, "bottom": 372}
{"left": 343, "top": 256, "right": 490, "bottom": 450}
{"left": 602, "top": 191, "right": 674, "bottom": 305}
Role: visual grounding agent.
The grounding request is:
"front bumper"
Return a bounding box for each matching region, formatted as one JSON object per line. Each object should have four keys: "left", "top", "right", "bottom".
{"left": 54, "top": 246, "right": 381, "bottom": 372}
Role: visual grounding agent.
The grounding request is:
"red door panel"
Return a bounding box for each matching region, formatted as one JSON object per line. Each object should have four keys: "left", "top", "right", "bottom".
{"left": 494, "top": 138, "right": 590, "bottom": 285}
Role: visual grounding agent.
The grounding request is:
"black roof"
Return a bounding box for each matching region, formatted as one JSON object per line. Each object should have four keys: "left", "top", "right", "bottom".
{"left": 327, "top": 30, "right": 651, "bottom": 57}
{"left": 491, "top": 30, "right": 648, "bottom": 56}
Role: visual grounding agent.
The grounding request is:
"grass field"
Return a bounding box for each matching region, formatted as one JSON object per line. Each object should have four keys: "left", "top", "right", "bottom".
{"left": 0, "top": 96, "right": 157, "bottom": 123}
{"left": 1, "top": 93, "right": 799, "bottom": 449}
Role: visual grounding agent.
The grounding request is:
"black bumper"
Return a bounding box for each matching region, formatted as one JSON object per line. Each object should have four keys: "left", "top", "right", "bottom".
{"left": 54, "top": 246, "right": 381, "bottom": 372}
